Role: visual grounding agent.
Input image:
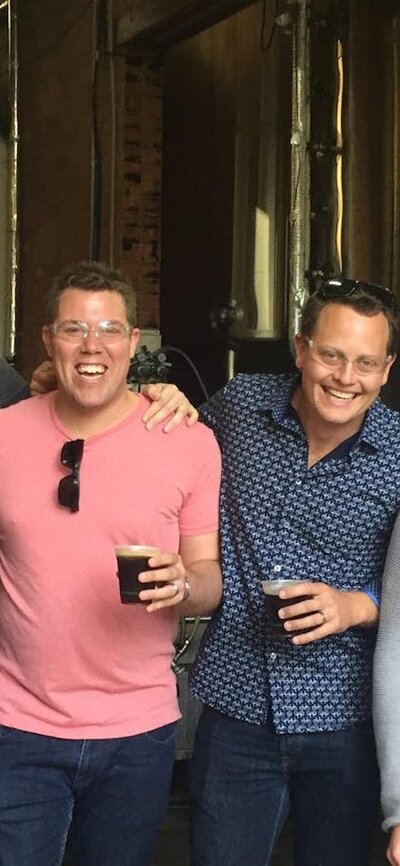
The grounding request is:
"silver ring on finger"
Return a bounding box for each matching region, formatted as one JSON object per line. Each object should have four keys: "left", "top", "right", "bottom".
{"left": 171, "top": 583, "right": 179, "bottom": 597}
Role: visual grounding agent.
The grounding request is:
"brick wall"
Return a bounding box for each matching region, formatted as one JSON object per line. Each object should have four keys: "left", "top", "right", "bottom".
{"left": 121, "top": 60, "right": 163, "bottom": 329}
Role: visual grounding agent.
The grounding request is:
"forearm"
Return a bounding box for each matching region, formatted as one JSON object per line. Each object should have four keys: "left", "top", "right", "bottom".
{"left": 180, "top": 559, "right": 222, "bottom": 617}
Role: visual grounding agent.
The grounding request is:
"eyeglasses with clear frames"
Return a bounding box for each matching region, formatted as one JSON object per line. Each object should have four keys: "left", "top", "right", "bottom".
{"left": 50, "top": 320, "right": 133, "bottom": 344}
{"left": 303, "top": 336, "right": 391, "bottom": 376}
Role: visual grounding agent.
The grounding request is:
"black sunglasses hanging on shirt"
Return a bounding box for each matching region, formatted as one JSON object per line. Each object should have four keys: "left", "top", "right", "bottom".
{"left": 58, "top": 439, "right": 84, "bottom": 513}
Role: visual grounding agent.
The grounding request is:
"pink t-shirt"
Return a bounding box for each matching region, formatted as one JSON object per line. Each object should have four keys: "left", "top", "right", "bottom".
{"left": 0, "top": 393, "right": 221, "bottom": 738}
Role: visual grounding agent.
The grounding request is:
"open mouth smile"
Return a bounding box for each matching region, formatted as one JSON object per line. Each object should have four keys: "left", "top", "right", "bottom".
{"left": 323, "top": 387, "right": 358, "bottom": 401}
{"left": 76, "top": 364, "right": 107, "bottom": 378}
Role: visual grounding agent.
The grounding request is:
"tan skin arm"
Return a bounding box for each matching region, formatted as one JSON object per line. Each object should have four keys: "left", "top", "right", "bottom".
{"left": 30, "top": 362, "right": 199, "bottom": 431}
{"left": 276, "top": 581, "right": 378, "bottom": 646}
{"left": 136, "top": 531, "right": 222, "bottom": 615}
{"left": 141, "top": 383, "right": 198, "bottom": 431}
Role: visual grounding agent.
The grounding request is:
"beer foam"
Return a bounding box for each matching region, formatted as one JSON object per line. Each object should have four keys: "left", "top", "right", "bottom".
{"left": 115, "top": 545, "right": 161, "bottom": 559}
{"left": 261, "top": 579, "right": 303, "bottom": 595}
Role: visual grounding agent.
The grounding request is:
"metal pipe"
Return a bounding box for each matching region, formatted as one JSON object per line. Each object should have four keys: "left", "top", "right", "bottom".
{"left": 333, "top": 38, "right": 344, "bottom": 274}
{"left": 89, "top": 0, "right": 100, "bottom": 260}
{"left": 107, "top": 0, "right": 116, "bottom": 266}
{"left": 288, "top": 0, "right": 310, "bottom": 342}
{"left": 7, "top": 0, "right": 18, "bottom": 358}
{"left": 391, "top": 16, "right": 400, "bottom": 286}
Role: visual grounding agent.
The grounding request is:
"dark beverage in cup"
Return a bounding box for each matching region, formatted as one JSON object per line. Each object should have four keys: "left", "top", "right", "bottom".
{"left": 115, "top": 545, "right": 161, "bottom": 604}
{"left": 261, "top": 579, "right": 313, "bottom": 637}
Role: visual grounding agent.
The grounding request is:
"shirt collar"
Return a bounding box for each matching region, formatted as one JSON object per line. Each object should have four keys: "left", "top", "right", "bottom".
{"left": 355, "top": 398, "right": 386, "bottom": 452}
{"left": 264, "top": 374, "right": 300, "bottom": 426}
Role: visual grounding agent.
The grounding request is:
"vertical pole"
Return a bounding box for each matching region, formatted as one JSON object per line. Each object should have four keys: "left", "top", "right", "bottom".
{"left": 7, "top": 0, "right": 18, "bottom": 358}
{"left": 288, "top": 0, "right": 310, "bottom": 343}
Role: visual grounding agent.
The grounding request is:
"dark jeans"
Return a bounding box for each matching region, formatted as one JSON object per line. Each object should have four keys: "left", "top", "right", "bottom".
{"left": 189, "top": 706, "right": 379, "bottom": 866}
{"left": 0, "top": 721, "right": 176, "bottom": 866}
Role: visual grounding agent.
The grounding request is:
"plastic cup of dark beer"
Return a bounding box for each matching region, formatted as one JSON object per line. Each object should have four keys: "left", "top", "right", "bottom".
{"left": 115, "top": 545, "right": 161, "bottom": 604}
{"left": 261, "top": 579, "right": 313, "bottom": 637}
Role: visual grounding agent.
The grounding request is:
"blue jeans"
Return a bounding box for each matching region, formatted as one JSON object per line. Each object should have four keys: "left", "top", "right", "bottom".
{"left": 0, "top": 721, "right": 176, "bottom": 866}
{"left": 189, "top": 707, "right": 379, "bottom": 866}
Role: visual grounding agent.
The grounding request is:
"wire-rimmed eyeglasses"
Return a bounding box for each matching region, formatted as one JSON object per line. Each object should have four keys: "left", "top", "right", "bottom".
{"left": 58, "top": 439, "right": 84, "bottom": 513}
{"left": 318, "top": 277, "right": 397, "bottom": 313}
{"left": 303, "top": 336, "right": 391, "bottom": 376}
{"left": 50, "top": 320, "right": 133, "bottom": 344}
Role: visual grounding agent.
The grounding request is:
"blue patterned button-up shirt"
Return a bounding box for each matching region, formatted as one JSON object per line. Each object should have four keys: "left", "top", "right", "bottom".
{"left": 190, "top": 373, "right": 400, "bottom": 733}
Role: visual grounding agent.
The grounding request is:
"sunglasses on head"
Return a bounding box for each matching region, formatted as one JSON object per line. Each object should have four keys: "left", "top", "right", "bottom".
{"left": 58, "top": 439, "right": 84, "bottom": 514}
{"left": 318, "top": 277, "right": 397, "bottom": 313}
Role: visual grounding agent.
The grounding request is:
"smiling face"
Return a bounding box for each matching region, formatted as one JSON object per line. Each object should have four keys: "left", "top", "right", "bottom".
{"left": 42, "top": 288, "right": 139, "bottom": 425}
{"left": 293, "top": 303, "right": 395, "bottom": 438}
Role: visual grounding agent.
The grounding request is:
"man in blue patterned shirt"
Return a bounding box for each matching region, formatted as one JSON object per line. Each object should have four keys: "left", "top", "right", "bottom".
{"left": 179, "top": 280, "right": 400, "bottom": 866}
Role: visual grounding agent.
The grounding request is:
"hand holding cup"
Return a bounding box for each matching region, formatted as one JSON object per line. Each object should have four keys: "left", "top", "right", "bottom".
{"left": 115, "top": 545, "right": 187, "bottom": 611}
{"left": 262, "top": 579, "right": 314, "bottom": 638}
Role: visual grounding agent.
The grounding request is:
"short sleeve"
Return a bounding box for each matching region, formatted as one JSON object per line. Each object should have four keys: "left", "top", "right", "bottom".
{"left": 178, "top": 426, "right": 221, "bottom": 537}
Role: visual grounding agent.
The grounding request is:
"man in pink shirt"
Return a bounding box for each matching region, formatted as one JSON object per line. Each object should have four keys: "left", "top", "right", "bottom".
{"left": 0, "top": 260, "right": 222, "bottom": 866}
